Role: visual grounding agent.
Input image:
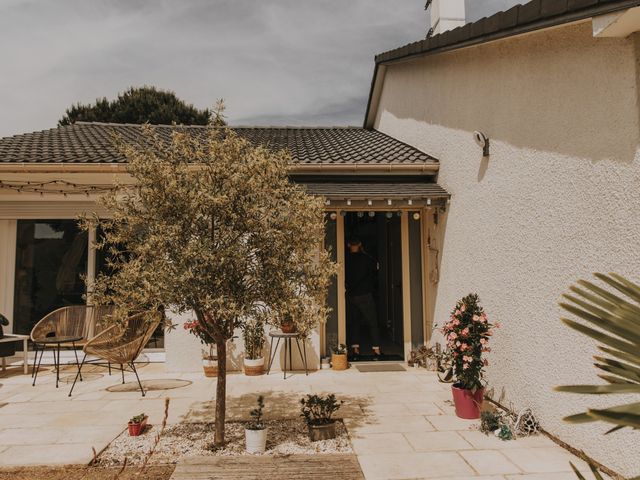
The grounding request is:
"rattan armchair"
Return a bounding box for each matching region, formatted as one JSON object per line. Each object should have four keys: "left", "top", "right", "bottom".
{"left": 69, "top": 312, "right": 161, "bottom": 397}
{"left": 30, "top": 305, "right": 115, "bottom": 386}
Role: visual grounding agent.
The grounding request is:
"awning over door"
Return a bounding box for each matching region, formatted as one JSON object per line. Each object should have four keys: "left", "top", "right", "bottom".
{"left": 300, "top": 182, "right": 450, "bottom": 207}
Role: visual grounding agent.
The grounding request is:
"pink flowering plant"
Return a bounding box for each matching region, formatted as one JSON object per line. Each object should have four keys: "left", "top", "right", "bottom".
{"left": 441, "top": 293, "right": 498, "bottom": 391}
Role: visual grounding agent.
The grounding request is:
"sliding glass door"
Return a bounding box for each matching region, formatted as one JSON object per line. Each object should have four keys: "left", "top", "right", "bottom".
{"left": 13, "top": 220, "right": 88, "bottom": 334}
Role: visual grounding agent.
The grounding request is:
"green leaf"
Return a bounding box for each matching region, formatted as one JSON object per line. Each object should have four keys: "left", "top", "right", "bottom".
{"left": 560, "top": 319, "right": 638, "bottom": 358}
{"left": 598, "top": 346, "right": 640, "bottom": 367}
{"left": 563, "top": 412, "right": 596, "bottom": 424}
{"left": 569, "top": 462, "right": 588, "bottom": 480}
{"left": 555, "top": 384, "right": 640, "bottom": 395}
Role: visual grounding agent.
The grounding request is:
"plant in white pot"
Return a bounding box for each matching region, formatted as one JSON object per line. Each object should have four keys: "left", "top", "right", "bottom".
{"left": 243, "top": 317, "right": 265, "bottom": 376}
{"left": 245, "top": 395, "right": 267, "bottom": 454}
{"left": 300, "top": 393, "right": 343, "bottom": 442}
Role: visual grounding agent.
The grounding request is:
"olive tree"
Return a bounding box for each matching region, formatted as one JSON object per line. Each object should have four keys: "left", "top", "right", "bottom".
{"left": 90, "top": 111, "right": 335, "bottom": 446}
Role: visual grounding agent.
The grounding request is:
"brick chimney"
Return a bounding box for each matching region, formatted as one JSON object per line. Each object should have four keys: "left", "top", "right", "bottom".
{"left": 430, "top": 0, "right": 466, "bottom": 35}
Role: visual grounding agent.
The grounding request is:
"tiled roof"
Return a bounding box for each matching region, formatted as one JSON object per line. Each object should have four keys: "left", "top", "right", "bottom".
{"left": 375, "top": 0, "right": 640, "bottom": 65}
{"left": 301, "top": 182, "right": 449, "bottom": 199}
{"left": 0, "top": 123, "right": 437, "bottom": 166}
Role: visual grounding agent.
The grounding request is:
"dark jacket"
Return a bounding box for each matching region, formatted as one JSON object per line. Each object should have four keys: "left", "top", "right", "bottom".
{"left": 346, "top": 251, "right": 377, "bottom": 296}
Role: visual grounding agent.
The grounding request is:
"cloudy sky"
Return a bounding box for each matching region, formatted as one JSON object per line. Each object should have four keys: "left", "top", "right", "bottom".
{"left": 0, "top": 0, "right": 521, "bottom": 137}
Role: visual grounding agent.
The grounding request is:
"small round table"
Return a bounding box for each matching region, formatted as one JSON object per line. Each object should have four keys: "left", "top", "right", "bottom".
{"left": 32, "top": 335, "right": 83, "bottom": 388}
{"left": 266, "top": 331, "right": 308, "bottom": 379}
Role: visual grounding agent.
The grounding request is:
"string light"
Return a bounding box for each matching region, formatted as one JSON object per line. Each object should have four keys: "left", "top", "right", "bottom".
{"left": 0, "top": 179, "right": 118, "bottom": 196}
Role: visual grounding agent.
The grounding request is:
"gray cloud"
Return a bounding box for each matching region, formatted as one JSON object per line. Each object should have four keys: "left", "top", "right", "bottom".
{"left": 0, "top": 1, "right": 521, "bottom": 137}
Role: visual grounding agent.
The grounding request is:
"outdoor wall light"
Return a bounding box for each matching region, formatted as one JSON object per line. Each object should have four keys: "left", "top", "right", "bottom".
{"left": 325, "top": 199, "right": 331, "bottom": 206}
{"left": 346, "top": 199, "right": 352, "bottom": 206}
{"left": 387, "top": 199, "right": 392, "bottom": 206}
{"left": 473, "top": 131, "right": 490, "bottom": 156}
{"left": 367, "top": 199, "right": 373, "bottom": 206}
{"left": 427, "top": 198, "right": 431, "bottom": 206}
{"left": 407, "top": 199, "right": 413, "bottom": 206}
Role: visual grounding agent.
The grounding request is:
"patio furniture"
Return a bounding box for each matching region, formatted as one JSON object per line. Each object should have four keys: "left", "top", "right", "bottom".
{"left": 69, "top": 311, "right": 162, "bottom": 397}
{"left": 30, "top": 305, "right": 115, "bottom": 386}
{"left": 0, "top": 334, "right": 29, "bottom": 374}
{"left": 266, "top": 330, "right": 309, "bottom": 380}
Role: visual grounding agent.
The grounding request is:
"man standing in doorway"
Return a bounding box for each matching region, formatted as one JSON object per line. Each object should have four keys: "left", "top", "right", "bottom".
{"left": 346, "top": 237, "right": 381, "bottom": 359}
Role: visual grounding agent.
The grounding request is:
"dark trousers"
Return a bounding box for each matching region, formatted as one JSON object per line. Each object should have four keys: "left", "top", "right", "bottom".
{"left": 347, "top": 292, "right": 380, "bottom": 348}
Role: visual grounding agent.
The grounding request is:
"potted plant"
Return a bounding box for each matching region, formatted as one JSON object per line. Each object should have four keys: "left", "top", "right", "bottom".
{"left": 184, "top": 319, "right": 217, "bottom": 377}
{"left": 243, "top": 317, "right": 265, "bottom": 376}
{"left": 279, "top": 313, "right": 296, "bottom": 334}
{"left": 300, "top": 394, "right": 343, "bottom": 442}
{"left": 331, "top": 344, "right": 348, "bottom": 370}
{"left": 0, "top": 313, "right": 8, "bottom": 339}
{"left": 441, "top": 293, "right": 499, "bottom": 419}
{"left": 245, "top": 395, "right": 267, "bottom": 453}
{"left": 128, "top": 413, "right": 148, "bottom": 436}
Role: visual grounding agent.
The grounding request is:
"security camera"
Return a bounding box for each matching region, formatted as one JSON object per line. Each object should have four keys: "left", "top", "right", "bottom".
{"left": 473, "top": 131, "right": 490, "bottom": 157}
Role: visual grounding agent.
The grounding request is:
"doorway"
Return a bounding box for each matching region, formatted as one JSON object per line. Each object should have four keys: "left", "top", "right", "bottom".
{"left": 344, "top": 212, "right": 404, "bottom": 361}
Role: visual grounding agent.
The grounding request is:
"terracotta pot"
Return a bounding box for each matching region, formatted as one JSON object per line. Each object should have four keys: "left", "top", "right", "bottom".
{"left": 451, "top": 383, "right": 484, "bottom": 419}
{"left": 128, "top": 416, "right": 148, "bottom": 436}
{"left": 307, "top": 421, "right": 337, "bottom": 442}
{"left": 280, "top": 323, "right": 296, "bottom": 334}
{"left": 331, "top": 353, "right": 348, "bottom": 371}
{"left": 203, "top": 357, "right": 218, "bottom": 377}
{"left": 244, "top": 357, "right": 265, "bottom": 376}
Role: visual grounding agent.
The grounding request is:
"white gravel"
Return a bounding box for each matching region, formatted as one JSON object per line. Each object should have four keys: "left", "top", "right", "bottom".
{"left": 97, "top": 420, "right": 352, "bottom": 466}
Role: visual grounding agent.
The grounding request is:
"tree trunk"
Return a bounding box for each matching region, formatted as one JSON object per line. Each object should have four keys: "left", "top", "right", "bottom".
{"left": 214, "top": 338, "right": 227, "bottom": 446}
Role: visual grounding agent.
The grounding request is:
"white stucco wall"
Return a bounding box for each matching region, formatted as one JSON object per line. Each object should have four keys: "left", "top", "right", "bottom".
{"left": 374, "top": 22, "right": 640, "bottom": 476}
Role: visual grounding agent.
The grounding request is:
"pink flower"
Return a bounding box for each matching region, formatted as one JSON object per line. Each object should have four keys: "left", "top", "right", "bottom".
{"left": 460, "top": 305, "right": 466, "bottom": 312}
{"left": 456, "top": 341, "right": 461, "bottom": 347}
{"left": 453, "top": 319, "right": 460, "bottom": 326}
{"left": 463, "top": 355, "right": 473, "bottom": 362}
{"left": 472, "top": 315, "right": 480, "bottom": 322}
{"left": 449, "top": 332, "right": 458, "bottom": 340}
{"left": 463, "top": 364, "right": 469, "bottom": 370}
{"left": 460, "top": 343, "right": 468, "bottom": 351}
{"left": 480, "top": 338, "right": 487, "bottom": 345}
{"left": 461, "top": 328, "right": 469, "bottom": 337}
{"left": 455, "top": 309, "right": 461, "bottom": 316}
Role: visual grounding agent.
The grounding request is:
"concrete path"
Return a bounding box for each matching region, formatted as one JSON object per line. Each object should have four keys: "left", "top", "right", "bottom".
{"left": 0, "top": 360, "right": 593, "bottom": 479}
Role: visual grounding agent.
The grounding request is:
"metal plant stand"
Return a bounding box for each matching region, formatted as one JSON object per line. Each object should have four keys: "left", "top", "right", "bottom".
{"left": 266, "top": 331, "right": 308, "bottom": 379}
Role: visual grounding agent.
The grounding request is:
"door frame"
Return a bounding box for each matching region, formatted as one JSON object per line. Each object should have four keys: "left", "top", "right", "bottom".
{"left": 332, "top": 209, "right": 420, "bottom": 360}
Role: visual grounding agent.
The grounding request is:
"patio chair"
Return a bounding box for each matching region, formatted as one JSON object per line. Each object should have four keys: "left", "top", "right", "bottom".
{"left": 68, "top": 311, "right": 162, "bottom": 397}
{"left": 30, "top": 305, "right": 115, "bottom": 386}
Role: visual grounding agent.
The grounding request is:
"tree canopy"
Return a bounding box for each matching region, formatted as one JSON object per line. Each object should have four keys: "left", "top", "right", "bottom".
{"left": 89, "top": 107, "right": 335, "bottom": 445}
{"left": 58, "top": 86, "right": 214, "bottom": 126}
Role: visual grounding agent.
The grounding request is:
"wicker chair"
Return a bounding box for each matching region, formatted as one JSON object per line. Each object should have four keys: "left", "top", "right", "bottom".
{"left": 30, "top": 305, "right": 115, "bottom": 386}
{"left": 68, "top": 312, "right": 161, "bottom": 397}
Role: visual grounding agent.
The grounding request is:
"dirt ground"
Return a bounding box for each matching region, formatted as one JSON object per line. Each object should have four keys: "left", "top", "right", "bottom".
{"left": 0, "top": 465, "right": 175, "bottom": 480}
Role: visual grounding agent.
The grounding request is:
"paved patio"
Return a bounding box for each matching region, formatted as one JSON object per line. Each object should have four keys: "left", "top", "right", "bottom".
{"left": 0, "top": 358, "right": 593, "bottom": 479}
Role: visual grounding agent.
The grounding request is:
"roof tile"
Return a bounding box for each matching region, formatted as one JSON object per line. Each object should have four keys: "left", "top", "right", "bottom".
{"left": 0, "top": 123, "right": 437, "bottom": 166}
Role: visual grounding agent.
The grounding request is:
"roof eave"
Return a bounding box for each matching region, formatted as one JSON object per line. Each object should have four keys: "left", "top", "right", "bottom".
{"left": 0, "top": 162, "right": 439, "bottom": 174}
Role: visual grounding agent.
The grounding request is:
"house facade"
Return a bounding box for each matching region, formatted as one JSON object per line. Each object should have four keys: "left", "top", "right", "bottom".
{"left": 0, "top": 0, "right": 639, "bottom": 476}
{"left": 0, "top": 124, "right": 449, "bottom": 372}
{"left": 365, "top": 0, "right": 640, "bottom": 476}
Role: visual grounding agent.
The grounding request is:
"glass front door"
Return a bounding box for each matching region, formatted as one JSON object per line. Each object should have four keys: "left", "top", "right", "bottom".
{"left": 13, "top": 220, "right": 88, "bottom": 334}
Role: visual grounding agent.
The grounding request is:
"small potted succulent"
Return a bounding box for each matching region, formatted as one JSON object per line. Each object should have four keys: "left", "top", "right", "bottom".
{"left": 128, "top": 413, "right": 148, "bottom": 436}
{"left": 300, "top": 394, "right": 343, "bottom": 442}
{"left": 441, "top": 293, "right": 499, "bottom": 419}
{"left": 243, "top": 317, "right": 265, "bottom": 376}
{"left": 245, "top": 395, "right": 267, "bottom": 453}
{"left": 0, "top": 313, "right": 9, "bottom": 339}
{"left": 183, "top": 319, "right": 217, "bottom": 377}
{"left": 331, "top": 344, "right": 348, "bottom": 371}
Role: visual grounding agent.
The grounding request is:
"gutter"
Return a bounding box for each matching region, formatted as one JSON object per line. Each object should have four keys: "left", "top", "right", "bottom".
{"left": 0, "top": 162, "right": 439, "bottom": 174}
{"left": 364, "top": 0, "right": 640, "bottom": 129}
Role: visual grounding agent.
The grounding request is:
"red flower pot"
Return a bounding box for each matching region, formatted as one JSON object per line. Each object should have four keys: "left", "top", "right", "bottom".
{"left": 128, "top": 416, "right": 148, "bottom": 436}
{"left": 451, "top": 384, "right": 484, "bottom": 419}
